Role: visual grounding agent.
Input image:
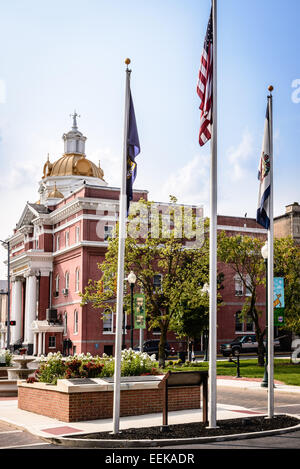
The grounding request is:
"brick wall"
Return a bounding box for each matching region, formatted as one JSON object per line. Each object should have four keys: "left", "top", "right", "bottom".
{"left": 18, "top": 385, "right": 201, "bottom": 422}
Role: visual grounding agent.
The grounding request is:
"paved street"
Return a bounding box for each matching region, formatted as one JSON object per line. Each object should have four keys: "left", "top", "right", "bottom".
{"left": 0, "top": 384, "right": 300, "bottom": 450}
{"left": 164, "top": 385, "right": 300, "bottom": 449}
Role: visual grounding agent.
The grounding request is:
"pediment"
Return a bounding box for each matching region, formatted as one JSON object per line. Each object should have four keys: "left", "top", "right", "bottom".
{"left": 16, "top": 203, "right": 48, "bottom": 230}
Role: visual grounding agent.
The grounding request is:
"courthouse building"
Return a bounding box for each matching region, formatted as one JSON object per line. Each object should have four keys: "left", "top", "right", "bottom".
{"left": 0, "top": 115, "right": 270, "bottom": 356}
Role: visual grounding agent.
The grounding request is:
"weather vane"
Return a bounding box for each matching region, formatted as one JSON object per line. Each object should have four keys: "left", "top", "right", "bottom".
{"left": 70, "top": 110, "right": 81, "bottom": 130}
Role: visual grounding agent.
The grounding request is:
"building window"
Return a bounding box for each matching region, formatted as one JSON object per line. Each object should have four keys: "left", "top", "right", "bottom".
{"left": 74, "top": 310, "right": 78, "bottom": 334}
{"left": 56, "top": 234, "right": 60, "bottom": 251}
{"left": 65, "top": 272, "right": 70, "bottom": 291}
{"left": 234, "top": 276, "right": 243, "bottom": 296}
{"left": 63, "top": 312, "right": 67, "bottom": 335}
{"left": 49, "top": 336, "right": 56, "bottom": 348}
{"left": 103, "top": 308, "right": 113, "bottom": 333}
{"left": 246, "top": 313, "right": 254, "bottom": 332}
{"left": 75, "top": 268, "right": 80, "bottom": 292}
{"left": 75, "top": 226, "right": 80, "bottom": 243}
{"left": 153, "top": 274, "right": 162, "bottom": 289}
{"left": 245, "top": 275, "right": 252, "bottom": 296}
{"left": 65, "top": 231, "right": 69, "bottom": 247}
{"left": 104, "top": 225, "right": 113, "bottom": 241}
{"left": 55, "top": 275, "right": 59, "bottom": 297}
{"left": 235, "top": 311, "right": 243, "bottom": 332}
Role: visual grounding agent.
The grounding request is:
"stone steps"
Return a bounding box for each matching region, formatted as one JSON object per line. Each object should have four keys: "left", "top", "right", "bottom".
{"left": 0, "top": 379, "right": 18, "bottom": 397}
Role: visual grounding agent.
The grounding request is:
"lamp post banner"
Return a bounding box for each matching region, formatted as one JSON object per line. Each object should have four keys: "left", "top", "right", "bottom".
{"left": 134, "top": 293, "right": 146, "bottom": 329}
{"left": 273, "top": 277, "right": 285, "bottom": 309}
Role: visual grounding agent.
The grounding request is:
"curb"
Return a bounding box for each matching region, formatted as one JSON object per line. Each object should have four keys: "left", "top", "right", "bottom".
{"left": 40, "top": 415, "right": 300, "bottom": 448}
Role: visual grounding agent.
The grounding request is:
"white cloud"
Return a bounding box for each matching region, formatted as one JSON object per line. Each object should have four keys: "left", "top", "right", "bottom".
{"left": 154, "top": 153, "right": 210, "bottom": 208}
{"left": 226, "top": 130, "right": 254, "bottom": 181}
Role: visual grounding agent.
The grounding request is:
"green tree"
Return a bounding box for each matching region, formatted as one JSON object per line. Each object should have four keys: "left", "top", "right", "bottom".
{"left": 81, "top": 198, "right": 209, "bottom": 367}
{"left": 218, "top": 232, "right": 266, "bottom": 366}
{"left": 274, "top": 237, "right": 300, "bottom": 334}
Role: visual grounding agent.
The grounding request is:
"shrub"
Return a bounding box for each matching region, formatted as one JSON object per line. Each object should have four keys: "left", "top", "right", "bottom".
{"left": 0, "top": 350, "right": 12, "bottom": 367}
{"left": 36, "top": 352, "right": 66, "bottom": 385}
{"left": 33, "top": 349, "right": 159, "bottom": 384}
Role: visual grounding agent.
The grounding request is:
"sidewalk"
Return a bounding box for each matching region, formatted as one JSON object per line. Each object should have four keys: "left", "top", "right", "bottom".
{"left": 0, "top": 377, "right": 299, "bottom": 440}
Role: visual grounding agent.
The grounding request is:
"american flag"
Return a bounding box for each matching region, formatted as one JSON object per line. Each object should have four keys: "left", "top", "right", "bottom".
{"left": 197, "top": 10, "right": 213, "bottom": 147}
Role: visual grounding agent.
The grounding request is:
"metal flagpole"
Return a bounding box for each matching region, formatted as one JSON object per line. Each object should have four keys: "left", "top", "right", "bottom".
{"left": 112, "top": 59, "right": 131, "bottom": 434}
{"left": 267, "top": 86, "right": 274, "bottom": 418}
{"left": 208, "top": 0, "right": 218, "bottom": 429}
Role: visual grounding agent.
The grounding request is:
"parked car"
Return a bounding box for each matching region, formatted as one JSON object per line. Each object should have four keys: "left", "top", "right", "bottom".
{"left": 134, "top": 340, "right": 176, "bottom": 359}
{"left": 220, "top": 334, "right": 281, "bottom": 357}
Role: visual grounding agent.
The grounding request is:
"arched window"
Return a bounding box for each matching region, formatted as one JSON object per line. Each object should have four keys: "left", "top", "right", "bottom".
{"left": 56, "top": 234, "right": 60, "bottom": 251}
{"left": 75, "top": 268, "right": 80, "bottom": 292}
{"left": 74, "top": 310, "right": 78, "bottom": 334}
{"left": 65, "top": 272, "right": 70, "bottom": 291}
{"left": 75, "top": 226, "right": 80, "bottom": 243}
{"left": 55, "top": 275, "right": 60, "bottom": 296}
{"left": 103, "top": 308, "right": 113, "bottom": 333}
{"left": 234, "top": 275, "right": 243, "bottom": 296}
{"left": 65, "top": 231, "right": 69, "bottom": 247}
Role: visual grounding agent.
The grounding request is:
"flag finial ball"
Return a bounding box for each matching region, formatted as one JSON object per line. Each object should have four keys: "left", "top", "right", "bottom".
{"left": 125, "top": 58, "right": 131, "bottom": 65}
{"left": 268, "top": 85, "right": 274, "bottom": 92}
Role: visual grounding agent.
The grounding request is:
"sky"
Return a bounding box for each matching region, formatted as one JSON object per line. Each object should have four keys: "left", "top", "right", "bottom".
{"left": 0, "top": 0, "right": 300, "bottom": 277}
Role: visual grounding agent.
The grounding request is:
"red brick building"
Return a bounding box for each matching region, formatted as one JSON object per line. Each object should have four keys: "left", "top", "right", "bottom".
{"left": 1, "top": 116, "right": 269, "bottom": 356}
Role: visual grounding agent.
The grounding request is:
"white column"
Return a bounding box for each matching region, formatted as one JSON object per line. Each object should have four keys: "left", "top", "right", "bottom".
{"left": 10, "top": 277, "right": 23, "bottom": 345}
{"left": 38, "top": 332, "right": 42, "bottom": 356}
{"left": 33, "top": 333, "right": 37, "bottom": 355}
{"left": 42, "top": 332, "right": 46, "bottom": 355}
{"left": 24, "top": 272, "right": 37, "bottom": 345}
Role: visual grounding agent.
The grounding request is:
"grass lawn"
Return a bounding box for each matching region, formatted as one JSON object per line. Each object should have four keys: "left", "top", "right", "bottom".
{"left": 164, "top": 359, "right": 300, "bottom": 386}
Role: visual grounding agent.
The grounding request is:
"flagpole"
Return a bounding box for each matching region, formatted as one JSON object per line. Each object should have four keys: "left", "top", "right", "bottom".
{"left": 112, "top": 59, "right": 131, "bottom": 434}
{"left": 208, "top": 0, "right": 218, "bottom": 429}
{"left": 267, "top": 85, "right": 274, "bottom": 418}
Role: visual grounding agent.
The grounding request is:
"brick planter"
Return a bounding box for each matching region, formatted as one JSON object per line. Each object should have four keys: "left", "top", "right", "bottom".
{"left": 17, "top": 377, "right": 201, "bottom": 422}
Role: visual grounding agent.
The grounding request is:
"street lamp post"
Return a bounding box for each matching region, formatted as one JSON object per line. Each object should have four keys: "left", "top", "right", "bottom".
{"left": 0, "top": 240, "right": 10, "bottom": 350}
{"left": 127, "top": 271, "right": 136, "bottom": 349}
{"left": 261, "top": 241, "right": 268, "bottom": 388}
{"left": 201, "top": 283, "right": 209, "bottom": 362}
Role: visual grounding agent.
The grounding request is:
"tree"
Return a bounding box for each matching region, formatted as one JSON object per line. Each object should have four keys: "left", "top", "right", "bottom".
{"left": 80, "top": 198, "right": 209, "bottom": 367}
{"left": 218, "top": 232, "right": 266, "bottom": 366}
{"left": 173, "top": 272, "right": 224, "bottom": 358}
{"left": 274, "top": 237, "right": 300, "bottom": 335}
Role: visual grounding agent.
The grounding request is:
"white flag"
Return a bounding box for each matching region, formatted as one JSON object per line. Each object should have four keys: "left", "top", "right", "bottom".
{"left": 256, "top": 103, "right": 271, "bottom": 229}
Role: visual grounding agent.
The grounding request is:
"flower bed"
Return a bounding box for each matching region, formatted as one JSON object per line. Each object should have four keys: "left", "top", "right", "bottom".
{"left": 18, "top": 350, "right": 202, "bottom": 422}
{"left": 29, "top": 349, "right": 160, "bottom": 385}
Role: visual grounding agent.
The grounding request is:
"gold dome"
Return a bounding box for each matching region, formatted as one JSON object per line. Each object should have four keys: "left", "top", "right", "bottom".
{"left": 43, "top": 153, "right": 104, "bottom": 180}
{"left": 47, "top": 183, "right": 64, "bottom": 199}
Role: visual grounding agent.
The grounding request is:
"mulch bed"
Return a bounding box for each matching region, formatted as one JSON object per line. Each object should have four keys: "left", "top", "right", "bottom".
{"left": 68, "top": 415, "right": 299, "bottom": 440}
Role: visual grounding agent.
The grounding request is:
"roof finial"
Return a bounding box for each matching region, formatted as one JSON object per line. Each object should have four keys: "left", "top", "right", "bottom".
{"left": 70, "top": 110, "right": 80, "bottom": 130}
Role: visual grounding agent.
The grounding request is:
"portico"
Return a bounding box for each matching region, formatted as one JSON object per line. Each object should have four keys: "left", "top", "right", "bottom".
{"left": 32, "top": 320, "right": 64, "bottom": 356}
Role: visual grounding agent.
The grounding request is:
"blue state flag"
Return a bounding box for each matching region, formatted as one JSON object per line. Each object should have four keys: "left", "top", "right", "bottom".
{"left": 126, "top": 91, "right": 140, "bottom": 215}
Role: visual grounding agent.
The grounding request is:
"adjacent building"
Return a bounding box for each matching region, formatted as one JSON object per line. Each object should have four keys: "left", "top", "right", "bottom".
{"left": 2, "top": 115, "right": 293, "bottom": 356}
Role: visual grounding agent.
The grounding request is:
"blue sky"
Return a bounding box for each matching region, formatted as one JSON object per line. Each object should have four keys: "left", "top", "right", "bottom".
{"left": 0, "top": 0, "right": 300, "bottom": 276}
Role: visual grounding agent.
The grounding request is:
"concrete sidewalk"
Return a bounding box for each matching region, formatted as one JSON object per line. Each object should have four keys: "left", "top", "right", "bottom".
{"left": 0, "top": 377, "right": 299, "bottom": 440}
